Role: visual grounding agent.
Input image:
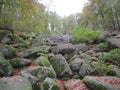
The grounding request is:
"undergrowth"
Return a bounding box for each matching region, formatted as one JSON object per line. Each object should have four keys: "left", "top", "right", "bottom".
{"left": 71, "top": 27, "right": 103, "bottom": 43}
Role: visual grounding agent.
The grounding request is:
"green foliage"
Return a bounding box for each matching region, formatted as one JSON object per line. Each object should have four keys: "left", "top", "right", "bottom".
{"left": 93, "top": 60, "right": 111, "bottom": 75}
{"left": 71, "top": 27, "right": 103, "bottom": 43}
{"left": 99, "top": 49, "right": 120, "bottom": 66}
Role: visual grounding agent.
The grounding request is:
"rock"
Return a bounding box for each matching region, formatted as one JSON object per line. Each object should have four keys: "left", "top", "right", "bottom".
{"left": 65, "top": 79, "right": 88, "bottom": 90}
{"left": 35, "top": 55, "right": 51, "bottom": 67}
{"left": 34, "top": 77, "right": 59, "bottom": 90}
{"left": 107, "top": 38, "right": 120, "bottom": 48}
{"left": 107, "top": 65, "right": 120, "bottom": 77}
{"left": 74, "top": 44, "right": 88, "bottom": 52}
{"left": 80, "top": 53, "right": 91, "bottom": 62}
{"left": 69, "top": 58, "right": 84, "bottom": 72}
{"left": 83, "top": 76, "right": 120, "bottom": 90}
{"left": 18, "top": 47, "right": 44, "bottom": 59}
{"left": 1, "top": 34, "right": 12, "bottom": 44}
{"left": 98, "top": 31, "right": 110, "bottom": 41}
{"left": 20, "top": 66, "right": 56, "bottom": 84}
{"left": 39, "top": 45, "right": 51, "bottom": 53}
{"left": 0, "top": 76, "right": 32, "bottom": 90}
{"left": 79, "top": 62, "right": 94, "bottom": 77}
{"left": 1, "top": 45, "right": 16, "bottom": 59}
{"left": 0, "top": 56, "right": 13, "bottom": 77}
{"left": 49, "top": 54, "right": 72, "bottom": 77}
{"left": 94, "top": 43, "right": 111, "bottom": 52}
{"left": 9, "top": 58, "right": 31, "bottom": 68}
{"left": 51, "top": 43, "right": 75, "bottom": 55}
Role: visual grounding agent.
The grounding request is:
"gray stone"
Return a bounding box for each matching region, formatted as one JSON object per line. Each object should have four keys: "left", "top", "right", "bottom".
{"left": 0, "top": 45, "right": 16, "bottom": 59}
{"left": 69, "top": 58, "right": 84, "bottom": 72}
{"left": 35, "top": 77, "right": 59, "bottom": 90}
{"left": 0, "top": 76, "right": 32, "bottom": 90}
{"left": 20, "top": 66, "right": 56, "bottom": 84}
{"left": 74, "top": 44, "right": 88, "bottom": 52}
{"left": 0, "top": 56, "right": 13, "bottom": 77}
{"left": 107, "top": 65, "right": 120, "bottom": 77}
{"left": 83, "top": 76, "right": 120, "bottom": 90}
{"left": 35, "top": 55, "right": 51, "bottom": 67}
{"left": 107, "top": 38, "right": 120, "bottom": 48}
{"left": 49, "top": 54, "right": 72, "bottom": 77}
{"left": 51, "top": 43, "right": 75, "bottom": 55}
{"left": 65, "top": 79, "right": 88, "bottom": 90}
{"left": 79, "top": 62, "right": 94, "bottom": 77}
{"left": 10, "top": 58, "right": 31, "bottom": 68}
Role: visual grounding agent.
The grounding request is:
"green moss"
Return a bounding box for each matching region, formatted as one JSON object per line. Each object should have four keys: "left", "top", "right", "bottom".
{"left": 0, "top": 69, "right": 5, "bottom": 76}
{"left": 83, "top": 77, "right": 107, "bottom": 90}
{"left": 28, "top": 80, "right": 33, "bottom": 90}
{"left": 9, "top": 58, "right": 20, "bottom": 67}
{"left": 99, "top": 49, "right": 120, "bottom": 66}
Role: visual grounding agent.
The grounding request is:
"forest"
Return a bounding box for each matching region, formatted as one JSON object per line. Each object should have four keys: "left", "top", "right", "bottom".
{"left": 0, "top": 0, "right": 120, "bottom": 90}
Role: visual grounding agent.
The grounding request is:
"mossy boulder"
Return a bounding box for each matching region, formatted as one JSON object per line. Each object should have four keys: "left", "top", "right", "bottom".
{"left": 9, "top": 58, "right": 31, "bottom": 68}
{"left": 49, "top": 54, "right": 72, "bottom": 77}
{"left": 0, "top": 56, "right": 13, "bottom": 77}
{"left": 18, "top": 47, "right": 44, "bottom": 59}
{"left": 20, "top": 66, "right": 56, "bottom": 84}
{"left": 0, "top": 76, "right": 32, "bottom": 90}
{"left": 35, "top": 55, "right": 51, "bottom": 67}
{"left": 2, "top": 45, "right": 16, "bottom": 59}
{"left": 107, "top": 65, "right": 120, "bottom": 77}
{"left": 83, "top": 76, "right": 120, "bottom": 90}
{"left": 34, "top": 77, "right": 59, "bottom": 90}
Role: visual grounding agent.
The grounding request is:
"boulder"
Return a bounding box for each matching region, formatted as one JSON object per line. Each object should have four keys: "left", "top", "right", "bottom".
{"left": 20, "top": 66, "right": 56, "bottom": 84}
{"left": 78, "top": 62, "right": 94, "bottom": 77}
{"left": 34, "top": 77, "right": 59, "bottom": 90}
{"left": 0, "top": 45, "right": 16, "bottom": 59}
{"left": 18, "top": 47, "right": 44, "bottom": 59}
{"left": 83, "top": 76, "right": 120, "bottom": 90}
{"left": 9, "top": 58, "right": 31, "bottom": 68}
{"left": 35, "top": 55, "right": 51, "bottom": 67}
{"left": 49, "top": 54, "right": 72, "bottom": 77}
{"left": 98, "top": 31, "right": 110, "bottom": 41}
{"left": 0, "top": 76, "right": 32, "bottom": 90}
{"left": 107, "top": 65, "right": 120, "bottom": 77}
{"left": 65, "top": 79, "right": 88, "bottom": 90}
{"left": 74, "top": 44, "right": 88, "bottom": 52}
{"left": 51, "top": 43, "right": 75, "bottom": 55}
{"left": 1, "top": 34, "right": 12, "bottom": 44}
{"left": 107, "top": 38, "right": 120, "bottom": 48}
{"left": 69, "top": 58, "right": 84, "bottom": 72}
{"left": 0, "top": 56, "right": 13, "bottom": 77}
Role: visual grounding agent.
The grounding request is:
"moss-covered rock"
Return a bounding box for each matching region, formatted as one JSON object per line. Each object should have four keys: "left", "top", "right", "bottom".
{"left": 20, "top": 66, "right": 56, "bottom": 84}
{"left": 2, "top": 45, "right": 16, "bottom": 59}
{"left": 34, "top": 77, "right": 59, "bottom": 90}
{"left": 49, "top": 54, "right": 72, "bottom": 78}
{"left": 0, "top": 76, "right": 32, "bottom": 90}
{"left": 83, "top": 76, "right": 120, "bottom": 90}
{"left": 107, "top": 65, "right": 120, "bottom": 77}
{"left": 9, "top": 58, "right": 31, "bottom": 68}
{"left": 0, "top": 56, "right": 13, "bottom": 77}
{"left": 35, "top": 55, "right": 51, "bottom": 67}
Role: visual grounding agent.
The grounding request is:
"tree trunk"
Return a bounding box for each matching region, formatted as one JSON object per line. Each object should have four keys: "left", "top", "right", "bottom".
{"left": 115, "top": 12, "right": 120, "bottom": 30}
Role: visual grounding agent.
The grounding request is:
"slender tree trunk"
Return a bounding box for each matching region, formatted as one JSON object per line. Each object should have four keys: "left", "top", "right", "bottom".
{"left": 115, "top": 12, "right": 120, "bottom": 30}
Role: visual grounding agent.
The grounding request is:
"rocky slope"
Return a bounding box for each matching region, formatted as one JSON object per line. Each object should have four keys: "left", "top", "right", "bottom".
{"left": 0, "top": 30, "right": 120, "bottom": 90}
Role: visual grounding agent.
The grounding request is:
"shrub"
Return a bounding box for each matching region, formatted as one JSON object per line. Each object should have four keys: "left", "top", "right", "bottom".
{"left": 71, "top": 27, "right": 103, "bottom": 43}
{"left": 92, "top": 59, "right": 110, "bottom": 75}
{"left": 98, "top": 49, "right": 120, "bottom": 66}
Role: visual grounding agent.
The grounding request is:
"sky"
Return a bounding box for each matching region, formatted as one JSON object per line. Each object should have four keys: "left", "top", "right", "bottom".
{"left": 40, "top": 0, "right": 88, "bottom": 17}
